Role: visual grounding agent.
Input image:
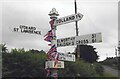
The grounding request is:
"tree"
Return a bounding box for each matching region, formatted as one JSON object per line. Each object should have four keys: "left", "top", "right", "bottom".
{"left": 2, "top": 46, "right": 103, "bottom": 77}
{"left": 101, "top": 57, "right": 120, "bottom": 70}
{"left": 2, "top": 48, "right": 47, "bottom": 77}
{"left": 0, "top": 44, "right": 8, "bottom": 53}
{"left": 29, "top": 49, "right": 45, "bottom": 54}
{"left": 58, "top": 60, "right": 99, "bottom": 77}
{"left": 75, "top": 45, "right": 99, "bottom": 63}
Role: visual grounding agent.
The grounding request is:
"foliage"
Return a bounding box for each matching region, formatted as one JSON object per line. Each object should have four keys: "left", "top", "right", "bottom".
{"left": 0, "top": 44, "right": 8, "bottom": 53}
{"left": 75, "top": 45, "right": 99, "bottom": 63}
{"left": 2, "top": 48, "right": 47, "bottom": 77}
{"left": 58, "top": 59, "right": 103, "bottom": 77}
{"left": 29, "top": 49, "right": 45, "bottom": 54}
{"left": 2, "top": 45, "right": 104, "bottom": 77}
{"left": 94, "top": 63, "right": 104, "bottom": 76}
{"left": 100, "top": 57, "right": 120, "bottom": 70}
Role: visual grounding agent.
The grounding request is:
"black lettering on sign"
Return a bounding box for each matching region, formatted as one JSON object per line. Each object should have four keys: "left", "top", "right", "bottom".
{"left": 63, "top": 43, "right": 65, "bottom": 46}
{"left": 68, "top": 16, "right": 72, "bottom": 20}
{"left": 58, "top": 43, "right": 61, "bottom": 47}
{"left": 67, "top": 42, "right": 71, "bottom": 46}
{"left": 86, "top": 39, "right": 89, "bottom": 43}
{"left": 19, "top": 25, "right": 22, "bottom": 29}
{"left": 76, "top": 41, "right": 79, "bottom": 45}
{"left": 68, "top": 38, "right": 71, "bottom": 41}
{"left": 81, "top": 40, "right": 84, "bottom": 44}
{"left": 77, "top": 14, "right": 82, "bottom": 19}
{"left": 56, "top": 20, "right": 58, "bottom": 24}
{"left": 92, "top": 34, "right": 96, "bottom": 38}
{"left": 92, "top": 34, "right": 97, "bottom": 43}
{"left": 65, "top": 17, "right": 69, "bottom": 22}
{"left": 61, "top": 39, "right": 64, "bottom": 42}
{"left": 57, "top": 64, "right": 61, "bottom": 67}
{"left": 83, "top": 39, "right": 89, "bottom": 44}
{"left": 92, "top": 39, "right": 96, "bottom": 43}
{"left": 61, "top": 43, "right": 64, "bottom": 46}
{"left": 57, "top": 19, "right": 60, "bottom": 24}
{"left": 38, "top": 31, "right": 41, "bottom": 35}
{"left": 76, "top": 39, "right": 89, "bottom": 45}
{"left": 72, "top": 16, "right": 75, "bottom": 20}
{"left": 72, "top": 42, "right": 74, "bottom": 45}
{"left": 69, "top": 55, "right": 72, "bottom": 57}
{"left": 57, "top": 40, "right": 60, "bottom": 43}
{"left": 58, "top": 19, "right": 63, "bottom": 24}
{"left": 65, "top": 38, "right": 67, "bottom": 41}
{"left": 27, "top": 27, "right": 36, "bottom": 30}
{"left": 13, "top": 28, "right": 19, "bottom": 32}
{"left": 19, "top": 25, "right": 25, "bottom": 29}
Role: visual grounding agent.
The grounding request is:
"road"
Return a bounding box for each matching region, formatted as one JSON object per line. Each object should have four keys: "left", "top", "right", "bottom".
{"left": 102, "top": 65, "right": 120, "bottom": 77}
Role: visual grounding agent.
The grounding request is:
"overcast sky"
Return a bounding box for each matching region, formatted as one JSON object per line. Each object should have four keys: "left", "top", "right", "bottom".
{"left": 1, "top": 0, "right": 119, "bottom": 61}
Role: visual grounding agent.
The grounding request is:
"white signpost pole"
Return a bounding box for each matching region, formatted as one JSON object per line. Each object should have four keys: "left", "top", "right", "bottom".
{"left": 48, "top": 8, "right": 59, "bottom": 78}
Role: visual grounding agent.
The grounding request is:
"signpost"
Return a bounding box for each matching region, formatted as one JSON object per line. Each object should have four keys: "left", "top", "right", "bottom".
{"left": 57, "top": 32, "right": 102, "bottom": 47}
{"left": 46, "top": 8, "right": 60, "bottom": 78}
{"left": 58, "top": 53, "right": 75, "bottom": 62}
{"left": 10, "top": 1, "right": 102, "bottom": 78}
{"left": 45, "top": 6, "right": 102, "bottom": 78}
{"left": 13, "top": 25, "right": 41, "bottom": 35}
{"left": 54, "top": 13, "right": 83, "bottom": 26}
{"left": 45, "top": 61, "right": 64, "bottom": 68}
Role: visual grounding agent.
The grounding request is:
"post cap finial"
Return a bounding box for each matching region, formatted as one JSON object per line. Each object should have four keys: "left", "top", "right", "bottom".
{"left": 48, "top": 8, "right": 59, "bottom": 17}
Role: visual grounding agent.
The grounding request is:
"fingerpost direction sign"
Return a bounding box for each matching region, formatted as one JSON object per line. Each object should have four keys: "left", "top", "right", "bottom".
{"left": 58, "top": 52, "right": 75, "bottom": 62}
{"left": 45, "top": 61, "right": 64, "bottom": 68}
{"left": 57, "top": 32, "right": 102, "bottom": 47}
{"left": 54, "top": 13, "right": 83, "bottom": 26}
